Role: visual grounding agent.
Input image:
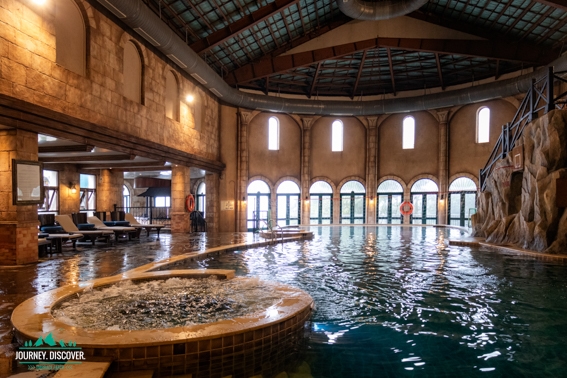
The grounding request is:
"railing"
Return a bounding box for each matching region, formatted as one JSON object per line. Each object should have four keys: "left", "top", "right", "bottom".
{"left": 113, "top": 205, "right": 171, "bottom": 227}
{"left": 480, "top": 67, "right": 567, "bottom": 191}
{"left": 190, "top": 211, "right": 207, "bottom": 232}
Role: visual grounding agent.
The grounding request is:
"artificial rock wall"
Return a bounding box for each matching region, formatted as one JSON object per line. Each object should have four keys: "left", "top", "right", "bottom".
{"left": 472, "top": 110, "right": 567, "bottom": 253}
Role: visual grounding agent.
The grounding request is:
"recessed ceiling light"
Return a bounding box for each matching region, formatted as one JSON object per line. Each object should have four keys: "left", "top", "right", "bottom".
{"left": 160, "top": 171, "right": 171, "bottom": 175}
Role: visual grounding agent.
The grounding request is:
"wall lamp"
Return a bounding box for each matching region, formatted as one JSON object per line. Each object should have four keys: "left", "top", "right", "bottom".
{"left": 185, "top": 94, "right": 194, "bottom": 103}
{"left": 68, "top": 182, "right": 77, "bottom": 194}
{"left": 305, "top": 195, "right": 309, "bottom": 203}
{"left": 242, "top": 196, "right": 246, "bottom": 202}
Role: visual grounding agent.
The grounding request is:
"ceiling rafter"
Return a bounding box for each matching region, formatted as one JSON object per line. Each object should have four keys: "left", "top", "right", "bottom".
{"left": 519, "top": 7, "right": 555, "bottom": 40}
{"left": 308, "top": 62, "right": 322, "bottom": 98}
{"left": 503, "top": 3, "right": 535, "bottom": 35}
{"left": 536, "top": 0, "right": 567, "bottom": 12}
{"left": 225, "top": 37, "right": 555, "bottom": 85}
{"left": 387, "top": 48, "right": 396, "bottom": 96}
{"left": 190, "top": 0, "right": 299, "bottom": 54}
{"left": 38, "top": 144, "right": 94, "bottom": 153}
{"left": 351, "top": 50, "right": 367, "bottom": 99}
{"left": 39, "top": 154, "right": 136, "bottom": 163}
{"left": 435, "top": 53, "right": 445, "bottom": 90}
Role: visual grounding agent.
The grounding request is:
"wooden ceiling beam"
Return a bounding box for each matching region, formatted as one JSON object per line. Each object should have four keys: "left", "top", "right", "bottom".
{"left": 38, "top": 144, "right": 94, "bottom": 153}
{"left": 190, "top": 0, "right": 299, "bottom": 54}
{"left": 225, "top": 37, "right": 555, "bottom": 85}
{"left": 78, "top": 161, "right": 167, "bottom": 170}
{"left": 387, "top": 48, "right": 397, "bottom": 96}
{"left": 308, "top": 62, "right": 322, "bottom": 99}
{"left": 435, "top": 53, "right": 445, "bottom": 90}
{"left": 39, "top": 154, "right": 136, "bottom": 163}
{"left": 351, "top": 50, "right": 368, "bottom": 99}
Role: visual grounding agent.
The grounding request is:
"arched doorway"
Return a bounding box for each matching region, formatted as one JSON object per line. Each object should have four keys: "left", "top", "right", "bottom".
{"left": 448, "top": 177, "right": 477, "bottom": 227}
{"left": 196, "top": 182, "right": 206, "bottom": 217}
{"left": 310, "top": 181, "right": 333, "bottom": 224}
{"left": 276, "top": 181, "right": 300, "bottom": 226}
{"left": 377, "top": 180, "right": 403, "bottom": 224}
{"left": 340, "top": 181, "right": 365, "bottom": 224}
{"left": 410, "top": 179, "right": 438, "bottom": 224}
{"left": 247, "top": 180, "right": 271, "bottom": 231}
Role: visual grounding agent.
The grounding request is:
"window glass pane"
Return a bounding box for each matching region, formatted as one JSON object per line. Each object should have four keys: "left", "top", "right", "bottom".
{"left": 392, "top": 195, "right": 402, "bottom": 217}
{"left": 449, "top": 177, "right": 477, "bottom": 192}
{"left": 411, "top": 179, "right": 439, "bottom": 192}
{"left": 197, "top": 182, "right": 206, "bottom": 194}
{"left": 43, "top": 170, "right": 58, "bottom": 187}
{"left": 310, "top": 181, "right": 332, "bottom": 193}
{"left": 403, "top": 116, "right": 415, "bottom": 149}
{"left": 310, "top": 195, "right": 320, "bottom": 220}
{"left": 378, "top": 195, "right": 389, "bottom": 217}
{"left": 426, "top": 194, "right": 437, "bottom": 218}
{"left": 268, "top": 117, "right": 279, "bottom": 150}
{"left": 123, "top": 185, "right": 129, "bottom": 195}
{"left": 248, "top": 180, "right": 270, "bottom": 193}
{"left": 340, "top": 180, "right": 365, "bottom": 193}
{"left": 321, "top": 196, "right": 331, "bottom": 217}
{"left": 332, "top": 120, "right": 343, "bottom": 151}
{"left": 450, "top": 194, "right": 461, "bottom": 218}
{"left": 477, "top": 107, "right": 490, "bottom": 143}
{"left": 290, "top": 195, "right": 299, "bottom": 218}
{"left": 377, "top": 179, "right": 403, "bottom": 193}
{"left": 412, "top": 194, "right": 423, "bottom": 218}
{"left": 80, "top": 174, "right": 96, "bottom": 189}
{"left": 341, "top": 197, "right": 351, "bottom": 218}
{"left": 277, "top": 196, "right": 287, "bottom": 218}
{"left": 277, "top": 180, "right": 300, "bottom": 193}
{"left": 247, "top": 196, "right": 256, "bottom": 220}
{"left": 354, "top": 195, "right": 364, "bottom": 217}
{"left": 465, "top": 193, "right": 476, "bottom": 215}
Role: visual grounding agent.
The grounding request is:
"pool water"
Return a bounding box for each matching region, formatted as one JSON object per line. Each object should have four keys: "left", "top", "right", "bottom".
{"left": 182, "top": 226, "right": 567, "bottom": 377}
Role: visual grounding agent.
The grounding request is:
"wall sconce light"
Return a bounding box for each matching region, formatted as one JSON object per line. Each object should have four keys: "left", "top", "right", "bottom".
{"left": 369, "top": 196, "right": 374, "bottom": 202}
{"left": 439, "top": 193, "right": 445, "bottom": 203}
{"left": 242, "top": 196, "right": 246, "bottom": 202}
{"left": 305, "top": 195, "right": 309, "bottom": 203}
{"left": 68, "top": 182, "right": 77, "bottom": 194}
{"left": 185, "top": 94, "right": 194, "bottom": 103}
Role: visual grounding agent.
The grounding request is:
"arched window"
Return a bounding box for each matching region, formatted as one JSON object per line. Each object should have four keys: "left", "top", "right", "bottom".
{"left": 247, "top": 180, "right": 271, "bottom": 231}
{"left": 310, "top": 181, "right": 333, "bottom": 224}
{"left": 377, "top": 180, "right": 403, "bottom": 224}
{"left": 448, "top": 177, "right": 477, "bottom": 227}
{"left": 55, "top": 0, "right": 85, "bottom": 76}
{"left": 123, "top": 185, "right": 130, "bottom": 211}
{"left": 332, "top": 120, "right": 343, "bottom": 152}
{"left": 123, "top": 41, "right": 142, "bottom": 103}
{"left": 477, "top": 107, "right": 490, "bottom": 143}
{"left": 403, "top": 116, "right": 415, "bottom": 149}
{"left": 410, "top": 179, "right": 439, "bottom": 224}
{"left": 165, "top": 71, "right": 179, "bottom": 121}
{"left": 196, "top": 182, "right": 206, "bottom": 217}
{"left": 276, "top": 181, "right": 300, "bottom": 226}
{"left": 340, "top": 180, "right": 365, "bottom": 224}
{"left": 79, "top": 173, "right": 96, "bottom": 217}
{"left": 268, "top": 117, "right": 279, "bottom": 150}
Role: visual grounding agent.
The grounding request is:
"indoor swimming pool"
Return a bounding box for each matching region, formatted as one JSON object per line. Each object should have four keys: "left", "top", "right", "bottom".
{"left": 165, "top": 226, "right": 567, "bottom": 377}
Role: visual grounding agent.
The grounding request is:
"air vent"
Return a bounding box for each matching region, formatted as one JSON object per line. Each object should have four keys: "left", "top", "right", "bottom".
{"left": 133, "top": 27, "right": 160, "bottom": 46}
{"left": 98, "top": 0, "right": 126, "bottom": 18}
{"left": 191, "top": 73, "right": 207, "bottom": 85}
{"left": 209, "top": 88, "right": 223, "bottom": 97}
{"left": 167, "top": 54, "right": 187, "bottom": 68}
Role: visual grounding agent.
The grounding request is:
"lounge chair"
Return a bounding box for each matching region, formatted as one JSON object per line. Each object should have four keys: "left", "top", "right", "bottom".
{"left": 55, "top": 215, "right": 114, "bottom": 245}
{"left": 87, "top": 216, "right": 137, "bottom": 241}
{"left": 124, "top": 213, "right": 164, "bottom": 239}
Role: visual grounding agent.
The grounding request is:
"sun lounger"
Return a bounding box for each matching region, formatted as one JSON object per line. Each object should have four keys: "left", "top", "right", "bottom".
{"left": 87, "top": 216, "right": 137, "bottom": 241}
{"left": 125, "top": 213, "right": 164, "bottom": 239}
{"left": 55, "top": 215, "right": 114, "bottom": 245}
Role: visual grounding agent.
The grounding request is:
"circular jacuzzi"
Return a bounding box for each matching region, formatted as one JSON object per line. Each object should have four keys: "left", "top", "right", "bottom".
{"left": 11, "top": 269, "right": 313, "bottom": 377}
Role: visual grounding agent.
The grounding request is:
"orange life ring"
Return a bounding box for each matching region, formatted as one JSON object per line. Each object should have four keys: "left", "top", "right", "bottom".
{"left": 399, "top": 201, "right": 414, "bottom": 216}
{"left": 185, "top": 194, "right": 195, "bottom": 212}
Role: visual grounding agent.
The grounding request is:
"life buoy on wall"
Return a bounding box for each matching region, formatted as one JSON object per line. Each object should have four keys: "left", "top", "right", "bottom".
{"left": 185, "top": 194, "right": 195, "bottom": 212}
{"left": 399, "top": 201, "right": 414, "bottom": 216}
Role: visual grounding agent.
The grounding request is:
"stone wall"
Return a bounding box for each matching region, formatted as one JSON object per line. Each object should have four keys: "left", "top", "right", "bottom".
{"left": 472, "top": 110, "right": 567, "bottom": 253}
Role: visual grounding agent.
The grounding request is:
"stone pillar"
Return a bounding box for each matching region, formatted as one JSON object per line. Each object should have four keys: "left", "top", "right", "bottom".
{"left": 97, "top": 169, "right": 123, "bottom": 218}
{"left": 437, "top": 110, "right": 450, "bottom": 225}
{"left": 366, "top": 117, "right": 378, "bottom": 224}
{"left": 58, "top": 164, "right": 81, "bottom": 215}
{"left": 0, "top": 130, "right": 39, "bottom": 265}
{"left": 300, "top": 117, "right": 313, "bottom": 225}
{"left": 171, "top": 165, "right": 191, "bottom": 233}
{"left": 237, "top": 110, "right": 252, "bottom": 232}
{"left": 205, "top": 173, "right": 220, "bottom": 232}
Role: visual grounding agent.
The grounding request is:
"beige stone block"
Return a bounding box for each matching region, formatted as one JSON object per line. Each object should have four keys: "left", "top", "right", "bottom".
{"left": 12, "top": 83, "right": 34, "bottom": 103}
{"left": 0, "top": 6, "right": 20, "bottom": 29}
{"left": 51, "top": 62, "right": 68, "bottom": 82}
{"left": 25, "top": 67, "right": 44, "bottom": 91}
{"left": 65, "top": 84, "right": 81, "bottom": 105}
{"left": 3, "top": 60, "right": 26, "bottom": 85}
{"left": 42, "top": 75, "right": 65, "bottom": 99}
{"left": 22, "top": 3, "right": 45, "bottom": 28}
{"left": 31, "top": 53, "right": 51, "bottom": 75}
{"left": 0, "top": 37, "right": 7, "bottom": 57}
{"left": 34, "top": 40, "right": 55, "bottom": 60}
{"left": 20, "top": 18, "right": 42, "bottom": 41}
{"left": 0, "top": 78, "right": 11, "bottom": 96}
{"left": 8, "top": 42, "right": 30, "bottom": 66}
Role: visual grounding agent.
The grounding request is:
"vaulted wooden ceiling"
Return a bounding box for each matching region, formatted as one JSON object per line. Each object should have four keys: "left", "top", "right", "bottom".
{"left": 142, "top": 0, "right": 567, "bottom": 97}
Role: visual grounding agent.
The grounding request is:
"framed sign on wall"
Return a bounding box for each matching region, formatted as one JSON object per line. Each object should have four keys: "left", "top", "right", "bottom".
{"left": 12, "top": 159, "right": 44, "bottom": 205}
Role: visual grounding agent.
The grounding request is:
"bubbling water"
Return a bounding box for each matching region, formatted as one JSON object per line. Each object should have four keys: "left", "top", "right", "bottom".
{"left": 52, "top": 276, "right": 285, "bottom": 331}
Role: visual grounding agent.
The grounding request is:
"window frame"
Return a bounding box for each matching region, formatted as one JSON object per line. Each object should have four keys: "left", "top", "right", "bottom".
{"left": 268, "top": 116, "right": 279, "bottom": 150}
{"left": 332, "top": 120, "right": 343, "bottom": 152}
{"left": 402, "top": 116, "right": 415, "bottom": 149}
{"left": 476, "top": 107, "right": 490, "bottom": 144}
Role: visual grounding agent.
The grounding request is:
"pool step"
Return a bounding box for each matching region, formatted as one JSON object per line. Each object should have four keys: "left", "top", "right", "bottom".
{"left": 106, "top": 370, "right": 154, "bottom": 378}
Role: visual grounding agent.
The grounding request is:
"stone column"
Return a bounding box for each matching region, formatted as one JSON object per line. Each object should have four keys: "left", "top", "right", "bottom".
{"left": 205, "top": 173, "right": 220, "bottom": 232}
{"left": 437, "top": 110, "right": 450, "bottom": 225}
{"left": 237, "top": 110, "right": 252, "bottom": 232}
{"left": 97, "top": 169, "right": 123, "bottom": 219}
{"left": 366, "top": 117, "right": 378, "bottom": 224}
{"left": 0, "top": 130, "right": 39, "bottom": 265}
{"left": 58, "top": 164, "right": 80, "bottom": 215}
{"left": 300, "top": 117, "right": 313, "bottom": 225}
{"left": 171, "top": 165, "right": 191, "bottom": 233}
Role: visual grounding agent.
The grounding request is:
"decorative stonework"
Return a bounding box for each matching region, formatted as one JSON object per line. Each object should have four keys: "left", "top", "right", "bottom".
{"left": 473, "top": 110, "right": 567, "bottom": 253}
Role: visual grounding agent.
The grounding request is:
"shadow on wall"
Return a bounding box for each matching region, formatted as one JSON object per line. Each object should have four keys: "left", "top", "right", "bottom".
{"left": 472, "top": 110, "right": 567, "bottom": 253}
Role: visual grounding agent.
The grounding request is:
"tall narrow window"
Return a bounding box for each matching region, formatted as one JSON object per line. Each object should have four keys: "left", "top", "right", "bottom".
{"left": 55, "top": 0, "right": 85, "bottom": 76}
{"left": 332, "top": 120, "right": 343, "bottom": 152}
{"left": 123, "top": 41, "right": 142, "bottom": 103}
{"left": 40, "top": 170, "right": 59, "bottom": 214}
{"left": 165, "top": 71, "right": 179, "bottom": 120}
{"left": 123, "top": 185, "right": 130, "bottom": 212}
{"left": 268, "top": 116, "right": 279, "bottom": 150}
{"left": 79, "top": 174, "right": 96, "bottom": 217}
{"left": 403, "top": 116, "right": 415, "bottom": 149}
{"left": 477, "top": 107, "right": 490, "bottom": 143}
